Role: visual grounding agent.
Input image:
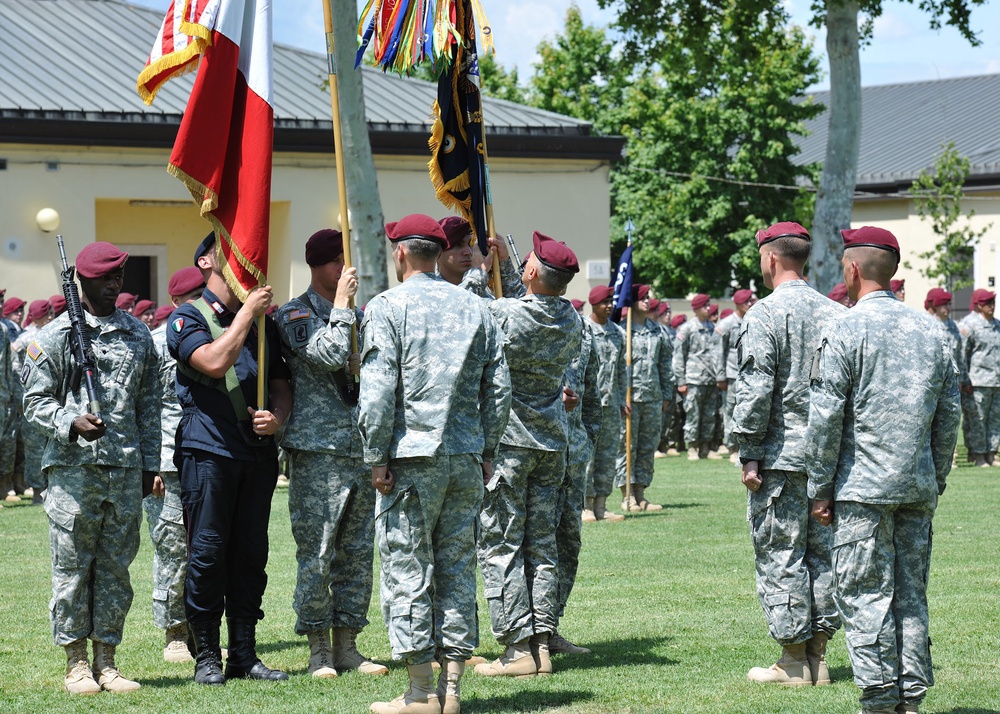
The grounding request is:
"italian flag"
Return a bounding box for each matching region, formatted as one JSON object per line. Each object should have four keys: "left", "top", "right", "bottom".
{"left": 137, "top": 0, "right": 273, "bottom": 300}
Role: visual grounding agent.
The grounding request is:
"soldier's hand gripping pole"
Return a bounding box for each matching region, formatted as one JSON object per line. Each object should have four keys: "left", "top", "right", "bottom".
{"left": 57, "top": 234, "right": 102, "bottom": 420}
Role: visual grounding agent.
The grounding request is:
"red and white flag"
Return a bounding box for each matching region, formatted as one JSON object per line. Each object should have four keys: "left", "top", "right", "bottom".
{"left": 137, "top": 0, "right": 273, "bottom": 300}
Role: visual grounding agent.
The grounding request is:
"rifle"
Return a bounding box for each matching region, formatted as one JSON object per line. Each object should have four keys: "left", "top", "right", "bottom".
{"left": 56, "top": 235, "right": 102, "bottom": 420}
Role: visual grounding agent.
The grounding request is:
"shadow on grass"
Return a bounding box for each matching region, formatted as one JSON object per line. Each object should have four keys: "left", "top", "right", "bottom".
{"left": 553, "top": 635, "right": 678, "bottom": 671}
{"left": 255, "top": 639, "right": 302, "bottom": 656}
{"left": 828, "top": 664, "right": 853, "bottom": 681}
{"left": 463, "top": 689, "right": 594, "bottom": 713}
{"left": 936, "top": 710, "right": 1000, "bottom": 714}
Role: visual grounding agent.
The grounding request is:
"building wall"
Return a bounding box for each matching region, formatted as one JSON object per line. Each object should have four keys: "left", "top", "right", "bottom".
{"left": 0, "top": 142, "right": 612, "bottom": 308}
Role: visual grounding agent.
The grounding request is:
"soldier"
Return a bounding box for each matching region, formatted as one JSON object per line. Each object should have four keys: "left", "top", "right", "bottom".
{"left": 957, "top": 291, "right": 986, "bottom": 461}
{"left": 583, "top": 285, "right": 627, "bottom": 523}
{"left": 167, "top": 233, "right": 292, "bottom": 685}
{"left": 145, "top": 266, "right": 205, "bottom": 664}
{"left": 50, "top": 294, "right": 68, "bottom": 318}
{"left": 732, "top": 222, "right": 844, "bottom": 687}
{"left": 476, "top": 231, "right": 581, "bottom": 680}
{"left": 925, "top": 288, "right": 971, "bottom": 466}
{"left": 2, "top": 296, "right": 25, "bottom": 339}
{"left": 437, "top": 215, "right": 523, "bottom": 298}
{"left": 807, "top": 226, "right": 959, "bottom": 714}
{"left": 14, "top": 300, "right": 56, "bottom": 495}
{"left": 673, "top": 294, "right": 723, "bottom": 460}
{"left": 22, "top": 242, "right": 160, "bottom": 694}
{"left": 551, "top": 304, "right": 602, "bottom": 656}
{"left": 0, "top": 317, "right": 11, "bottom": 510}
{"left": 276, "top": 229, "right": 387, "bottom": 679}
{"left": 716, "top": 289, "right": 755, "bottom": 464}
{"left": 613, "top": 284, "right": 672, "bottom": 511}
{"left": 134, "top": 300, "right": 156, "bottom": 329}
{"left": 962, "top": 288, "right": 1000, "bottom": 467}
{"left": 890, "top": 278, "right": 905, "bottom": 302}
{"left": 114, "top": 292, "right": 136, "bottom": 314}
{"left": 359, "top": 214, "right": 510, "bottom": 714}
{"left": 827, "top": 283, "right": 851, "bottom": 307}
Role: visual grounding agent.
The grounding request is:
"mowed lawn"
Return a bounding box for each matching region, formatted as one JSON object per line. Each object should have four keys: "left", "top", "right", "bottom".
{"left": 1, "top": 453, "right": 998, "bottom": 713}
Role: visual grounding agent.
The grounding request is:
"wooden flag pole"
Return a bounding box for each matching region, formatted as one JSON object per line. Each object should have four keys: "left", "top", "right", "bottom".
{"left": 258, "top": 313, "right": 266, "bottom": 408}
{"left": 321, "top": 0, "right": 358, "bottom": 358}
{"left": 624, "top": 292, "right": 633, "bottom": 515}
{"left": 479, "top": 108, "right": 503, "bottom": 297}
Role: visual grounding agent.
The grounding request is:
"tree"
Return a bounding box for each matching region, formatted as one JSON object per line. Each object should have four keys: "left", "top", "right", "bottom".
{"left": 909, "top": 142, "right": 993, "bottom": 292}
{"left": 535, "top": 2, "right": 821, "bottom": 295}
{"left": 601, "top": 0, "right": 990, "bottom": 292}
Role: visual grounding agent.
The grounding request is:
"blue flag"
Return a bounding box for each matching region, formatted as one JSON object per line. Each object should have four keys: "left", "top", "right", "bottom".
{"left": 610, "top": 245, "right": 633, "bottom": 323}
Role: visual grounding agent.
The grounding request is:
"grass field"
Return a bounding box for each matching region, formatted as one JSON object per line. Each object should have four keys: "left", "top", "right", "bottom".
{"left": 1, "top": 453, "right": 998, "bottom": 713}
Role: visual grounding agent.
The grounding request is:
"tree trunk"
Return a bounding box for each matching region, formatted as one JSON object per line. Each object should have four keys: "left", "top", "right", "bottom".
{"left": 810, "top": 0, "right": 861, "bottom": 293}
{"left": 331, "top": 0, "right": 387, "bottom": 302}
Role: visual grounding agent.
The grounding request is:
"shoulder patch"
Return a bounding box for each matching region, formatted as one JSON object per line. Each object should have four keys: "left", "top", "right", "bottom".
{"left": 289, "top": 308, "right": 311, "bottom": 321}
{"left": 171, "top": 317, "right": 185, "bottom": 333}
{"left": 26, "top": 342, "right": 43, "bottom": 361}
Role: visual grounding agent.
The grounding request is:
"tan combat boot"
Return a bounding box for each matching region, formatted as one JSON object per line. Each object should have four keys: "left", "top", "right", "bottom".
{"left": 619, "top": 486, "right": 642, "bottom": 513}
{"left": 370, "top": 662, "right": 441, "bottom": 714}
{"left": 64, "top": 639, "right": 101, "bottom": 695}
{"left": 746, "top": 643, "right": 810, "bottom": 686}
{"left": 529, "top": 633, "right": 552, "bottom": 676}
{"left": 92, "top": 641, "right": 141, "bottom": 692}
{"left": 333, "top": 627, "right": 389, "bottom": 675}
{"left": 581, "top": 497, "right": 597, "bottom": 523}
{"left": 687, "top": 446, "right": 700, "bottom": 461}
{"left": 593, "top": 495, "right": 624, "bottom": 522}
{"left": 436, "top": 659, "right": 464, "bottom": 714}
{"left": 307, "top": 629, "right": 338, "bottom": 678}
{"left": 633, "top": 485, "right": 663, "bottom": 512}
{"left": 806, "top": 632, "right": 831, "bottom": 685}
{"left": 474, "top": 639, "right": 537, "bottom": 678}
{"left": 717, "top": 445, "right": 730, "bottom": 456}
{"left": 164, "top": 623, "right": 194, "bottom": 663}
{"left": 548, "top": 631, "right": 591, "bottom": 655}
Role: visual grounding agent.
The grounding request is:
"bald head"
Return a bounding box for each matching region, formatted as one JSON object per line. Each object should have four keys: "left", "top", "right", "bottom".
{"left": 843, "top": 246, "right": 898, "bottom": 286}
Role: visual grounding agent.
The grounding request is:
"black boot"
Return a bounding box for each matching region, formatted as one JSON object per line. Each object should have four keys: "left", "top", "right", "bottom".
{"left": 190, "top": 622, "right": 226, "bottom": 686}
{"left": 224, "top": 618, "right": 289, "bottom": 681}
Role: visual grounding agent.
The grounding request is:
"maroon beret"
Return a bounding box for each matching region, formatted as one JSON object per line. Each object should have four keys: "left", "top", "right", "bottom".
{"left": 670, "top": 314, "right": 687, "bottom": 329}
{"left": 439, "top": 216, "right": 473, "bottom": 252}
{"left": 648, "top": 298, "right": 661, "bottom": 312}
{"left": 533, "top": 231, "right": 579, "bottom": 273}
{"left": 571, "top": 299, "right": 585, "bottom": 310}
{"left": 657, "top": 301, "right": 670, "bottom": 316}
{"left": 755, "top": 221, "right": 810, "bottom": 247}
{"left": 154, "top": 305, "right": 175, "bottom": 324}
{"left": 2, "top": 297, "right": 25, "bottom": 317}
{"left": 168, "top": 266, "right": 206, "bottom": 297}
{"left": 828, "top": 283, "right": 848, "bottom": 302}
{"left": 134, "top": 299, "right": 155, "bottom": 318}
{"left": 720, "top": 308, "right": 734, "bottom": 319}
{"left": 841, "top": 226, "right": 900, "bottom": 258}
{"left": 690, "top": 293, "right": 711, "bottom": 310}
{"left": 115, "top": 292, "right": 136, "bottom": 309}
{"left": 305, "top": 229, "right": 345, "bottom": 266}
{"left": 708, "top": 304, "right": 719, "bottom": 317}
{"left": 971, "top": 288, "right": 996, "bottom": 307}
{"left": 49, "top": 295, "right": 67, "bottom": 316}
{"left": 385, "top": 214, "right": 448, "bottom": 247}
{"left": 25, "top": 299, "right": 51, "bottom": 325}
{"left": 925, "top": 287, "right": 952, "bottom": 310}
{"left": 589, "top": 285, "right": 614, "bottom": 305}
{"left": 77, "top": 242, "right": 129, "bottom": 279}
{"left": 632, "top": 284, "right": 650, "bottom": 301}
{"left": 733, "top": 289, "right": 754, "bottom": 305}
{"left": 890, "top": 279, "right": 905, "bottom": 292}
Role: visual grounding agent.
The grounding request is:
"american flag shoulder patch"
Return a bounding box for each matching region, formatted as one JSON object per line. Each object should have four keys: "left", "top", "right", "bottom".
{"left": 26, "top": 342, "right": 43, "bottom": 361}
{"left": 288, "top": 308, "right": 311, "bottom": 321}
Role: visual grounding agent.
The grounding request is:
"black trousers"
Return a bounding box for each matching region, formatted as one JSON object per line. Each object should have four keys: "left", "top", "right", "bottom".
{"left": 179, "top": 449, "right": 278, "bottom": 624}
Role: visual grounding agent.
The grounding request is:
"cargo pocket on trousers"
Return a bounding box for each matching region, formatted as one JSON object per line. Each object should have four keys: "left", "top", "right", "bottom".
{"left": 387, "top": 600, "right": 431, "bottom": 655}
{"left": 376, "top": 487, "right": 418, "bottom": 559}
{"left": 845, "top": 630, "right": 886, "bottom": 687}
{"left": 45, "top": 501, "right": 80, "bottom": 569}
{"left": 483, "top": 586, "right": 507, "bottom": 632}
{"left": 762, "top": 593, "right": 798, "bottom": 643}
{"left": 832, "top": 514, "right": 880, "bottom": 599}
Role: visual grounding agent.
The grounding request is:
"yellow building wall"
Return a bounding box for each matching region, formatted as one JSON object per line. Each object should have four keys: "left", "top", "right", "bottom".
{"left": 0, "top": 143, "right": 612, "bottom": 307}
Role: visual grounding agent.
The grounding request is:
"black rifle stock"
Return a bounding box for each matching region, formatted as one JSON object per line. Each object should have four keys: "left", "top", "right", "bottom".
{"left": 56, "top": 235, "right": 102, "bottom": 420}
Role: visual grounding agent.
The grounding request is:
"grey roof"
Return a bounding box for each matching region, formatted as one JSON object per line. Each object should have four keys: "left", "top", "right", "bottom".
{"left": 796, "top": 73, "right": 1000, "bottom": 189}
{"left": 0, "top": 0, "right": 592, "bottom": 137}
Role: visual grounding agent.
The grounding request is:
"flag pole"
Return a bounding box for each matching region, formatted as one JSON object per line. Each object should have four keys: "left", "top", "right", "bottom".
{"left": 481, "top": 139, "right": 503, "bottom": 297}
{"left": 623, "top": 218, "right": 635, "bottom": 515}
{"left": 321, "top": 0, "right": 359, "bottom": 359}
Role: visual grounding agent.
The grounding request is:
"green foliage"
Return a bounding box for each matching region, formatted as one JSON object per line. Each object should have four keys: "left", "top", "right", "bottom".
{"left": 909, "top": 142, "right": 993, "bottom": 291}
{"left": 539, "top": 2, "right": 822, "bottom": 295}
{"left": 808, "top": 0, "right": 990, "bottom": 45}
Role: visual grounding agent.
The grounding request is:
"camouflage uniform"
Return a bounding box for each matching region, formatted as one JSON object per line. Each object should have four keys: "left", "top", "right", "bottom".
{"left": 479, "top": 294, "right": 580, "bottom": 644}
{"left": 358, "top": 272, "right": 510, "bottom": 664}
{"left": 13, "top": 325, "right": 45, "bottom": 491}
{"left": 0, "top": 321, "right": 14, "bottom": 493}
{"left": 657, "top": 323, "right": 679, "bottom": 450}
{"left": 457, "top": 261, "right": 524, "bottom": 299}
{"left": 277, "top": 289, "right": 374, "bottom": 634}
{"left": 716, "top": 311, "right": 742, "bottom": 450}
{"left": 672, "top": 317, "right": 721, "bottom": 446}
{"left": 957, "top": 312, "right": 982, "bottom": 451}
{"left": 22, "top": 310, "right": 160, "bottom": 646}
{"left": 732, "top": 280, "right": 844, "bottom": 646}
{"left": 556, "top": 317, "right": 602, "bottom": 620}
{"left": 586, "top": 317, "right": 626, "bottom": 499}
{"left": 143, "top": 324, "right": 187, "bottom": 629}
{"left": 962, "top": 312, "right": 1000, "bottom": 454}
{"left": 806, "top": 290, "right": 960, "bottom": 712}
{"left": 614, "top": 318, "right": 672, "bottom": 489}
